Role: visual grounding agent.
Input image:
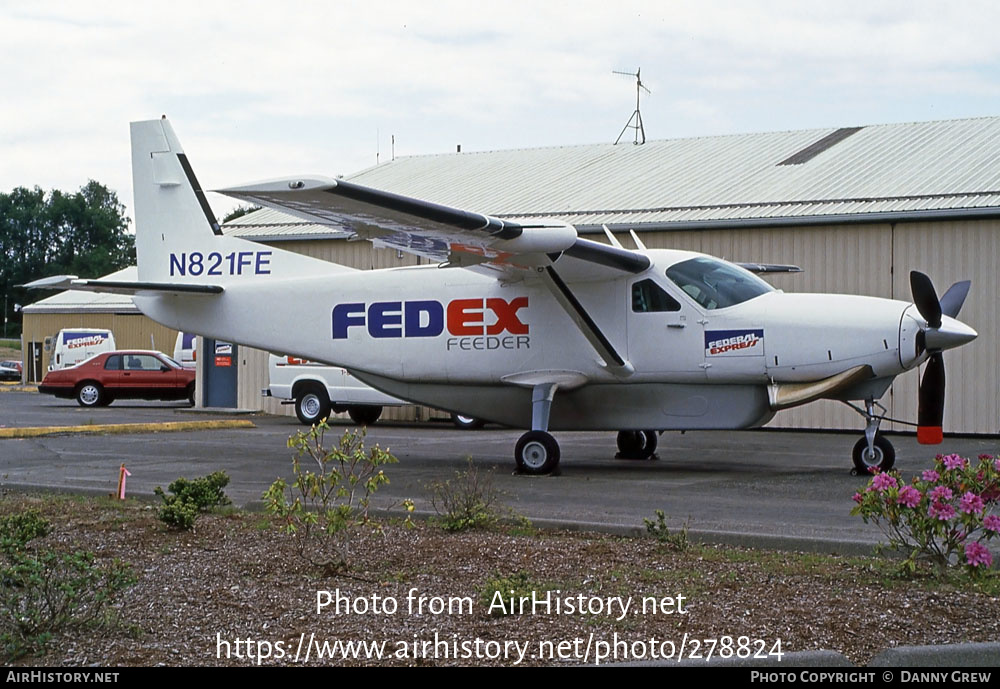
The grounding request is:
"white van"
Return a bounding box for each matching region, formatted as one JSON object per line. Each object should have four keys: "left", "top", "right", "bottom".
{"left": 173, "top": 332, "right": 197, "bottom": 368}
{"left": 265, "top": 354, "right": 483, "bottom": 428}
{"left": 48, "top": 329, "right": 116, "bottom": 371}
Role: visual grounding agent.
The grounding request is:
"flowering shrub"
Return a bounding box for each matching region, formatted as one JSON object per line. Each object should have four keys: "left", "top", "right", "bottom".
{"left": 851, "top": 453, "right": 1000, "bottom": 574}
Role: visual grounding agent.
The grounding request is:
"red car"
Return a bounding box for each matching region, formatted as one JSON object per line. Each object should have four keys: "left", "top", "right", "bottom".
{"left": 39, "top": 350, "right": 196, "bottom": 407}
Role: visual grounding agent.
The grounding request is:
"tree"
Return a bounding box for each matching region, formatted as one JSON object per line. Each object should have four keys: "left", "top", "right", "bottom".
{"left": 0, "top": 181, "right": 135, "bottom": 334}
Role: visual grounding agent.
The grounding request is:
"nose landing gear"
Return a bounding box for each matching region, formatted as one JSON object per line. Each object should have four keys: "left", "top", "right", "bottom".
{"left": 849, "top": 397, "right": 895, "bottom": 474}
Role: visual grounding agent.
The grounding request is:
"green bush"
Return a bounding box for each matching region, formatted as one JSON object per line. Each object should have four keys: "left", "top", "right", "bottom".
{"left": 643, "top": 510, "right": 690, "bottom": 551}
{"left": 0, "top": 509, "right": 135, "bottom": 661}
{"left": 429, "top": 459, "right": 504, "bottom": 532}
{"left": 262, "top": 423, "right": 411, "bottom": 574}
{"left": 154, "top": 471, "right": 231, "bottom": 530}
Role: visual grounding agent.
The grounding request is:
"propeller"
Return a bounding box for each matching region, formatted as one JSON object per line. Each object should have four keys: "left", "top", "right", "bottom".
{"left": 909, "top": 271, "right": 973, "bottom": 444}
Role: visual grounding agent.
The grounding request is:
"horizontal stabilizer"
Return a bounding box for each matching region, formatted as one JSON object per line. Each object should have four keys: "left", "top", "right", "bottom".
{"left": 23, "top": 275, "right": 224, "bottom": 296}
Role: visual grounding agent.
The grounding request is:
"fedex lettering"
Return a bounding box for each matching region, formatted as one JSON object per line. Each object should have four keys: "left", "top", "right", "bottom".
{"left": 333, "top": 297, "right": 528, "bottom": 340}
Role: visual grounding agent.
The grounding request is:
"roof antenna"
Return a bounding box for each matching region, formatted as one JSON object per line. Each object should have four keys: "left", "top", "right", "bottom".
{"left": 612, "top": 68, "right": 651, "bottom": 145}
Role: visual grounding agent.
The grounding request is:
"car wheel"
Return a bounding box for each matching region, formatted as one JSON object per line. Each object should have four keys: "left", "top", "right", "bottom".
{"left": 348, "top": 405, "right": 382, "bottom": 426}
{"left": 76, "top": 382, "right": 104, "bottom": 408}
{"left": 451, "top": 413, "right": 484, "bottom": 430}
{"left": 295, "top": 384, "right": 331, "bottom": 425}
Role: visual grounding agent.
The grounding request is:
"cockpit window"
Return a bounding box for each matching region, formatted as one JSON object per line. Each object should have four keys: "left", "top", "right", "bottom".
{"left": 665, "top": 257, "right": 773, "bottom": 310}
{"left": 631, "top": 279, "right": 680, "bottom": 312}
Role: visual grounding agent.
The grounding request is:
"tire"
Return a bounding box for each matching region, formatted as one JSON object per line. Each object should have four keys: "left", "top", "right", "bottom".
{"left": 294, "top": 383, "right": 331, "bottom": 425}
{"left": 186, "top": 383, "right": 196, "bottom": 406}
{"left": 616, "top": 429, "right": 658, "bottom": 459}
{"left": 852, "top": 435, "right": 895, "bottom": 474}
{"left": 451, "top": 413, "right": 484, "bottom": 430}
{"left": 348, "top": 405, "right": 382, "bottom": 426}
{"left": 515, "top": 430, "right": 560, "bottom": 475}
{"left": 76, "top": 382, "right": 104, "bottom": 408}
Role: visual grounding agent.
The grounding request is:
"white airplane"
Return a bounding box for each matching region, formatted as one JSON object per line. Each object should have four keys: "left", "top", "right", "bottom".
{"left": 28, "top": 118, "right": 978, "bottom": 475}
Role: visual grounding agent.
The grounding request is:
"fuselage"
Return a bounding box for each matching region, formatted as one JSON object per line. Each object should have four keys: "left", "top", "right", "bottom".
{"left": 132, "top": 248, "right": 949, "bottom": 430}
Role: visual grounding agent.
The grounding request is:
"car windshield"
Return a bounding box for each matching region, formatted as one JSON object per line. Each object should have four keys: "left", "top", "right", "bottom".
{"left": 665, "top": 257, "right": 773, "bottom": 310}
{"left": 160, "top": 354, "right": 183, "bottom": 369}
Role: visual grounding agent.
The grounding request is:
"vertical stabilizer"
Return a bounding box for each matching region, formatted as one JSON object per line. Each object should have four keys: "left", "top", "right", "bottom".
{"left": 130, "top": 118, "right": 353, "bottom": 283}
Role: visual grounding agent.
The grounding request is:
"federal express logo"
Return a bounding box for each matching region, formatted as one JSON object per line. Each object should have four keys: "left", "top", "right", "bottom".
{"left": 63, "top": 333, "right": 109, "bottom": 350}
{"left": 705, "top": 329, "right": 763, "bottom": 357}
{"left": 333, "top": 297, "right": 530, "bottom": 351}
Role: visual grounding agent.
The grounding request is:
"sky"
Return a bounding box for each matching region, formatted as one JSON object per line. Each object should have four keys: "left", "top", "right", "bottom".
{"left": 2, "top": 0, "right": 1000, "bottom": 223}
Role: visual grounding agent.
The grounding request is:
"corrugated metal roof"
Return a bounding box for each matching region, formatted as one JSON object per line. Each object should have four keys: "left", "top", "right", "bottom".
{"left": 223, "top": 207, "right": 353, "bottom": 241}
{"left": 224, "top": 116, "right": 1000, "bottom": 237}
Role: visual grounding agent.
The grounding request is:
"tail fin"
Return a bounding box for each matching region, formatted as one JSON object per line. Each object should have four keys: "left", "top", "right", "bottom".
{"left": 130, "top": 118, "right": 352, "bottom": 282}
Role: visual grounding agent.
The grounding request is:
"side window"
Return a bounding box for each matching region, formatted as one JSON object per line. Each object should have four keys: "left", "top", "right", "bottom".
{"left": 631, "top": 279, "right": 681, "bottom": 313}
{"left": 128, "top": 355, "right": 161, "bottom": 371}
{"left": 104, "top": 354, "right": 121, "bottom": 371}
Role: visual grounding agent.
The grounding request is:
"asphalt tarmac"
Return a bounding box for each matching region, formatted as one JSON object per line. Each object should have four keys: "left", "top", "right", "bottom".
{"left": 2, "top": 390, "right": 998, "bottom": 551}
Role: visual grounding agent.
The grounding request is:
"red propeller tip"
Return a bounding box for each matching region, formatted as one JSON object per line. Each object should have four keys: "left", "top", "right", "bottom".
{"left": 917, "top": 426, "right": 943, "bottom": 444}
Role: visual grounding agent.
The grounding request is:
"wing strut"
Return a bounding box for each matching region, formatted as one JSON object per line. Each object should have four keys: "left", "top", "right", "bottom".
{"left": 539, "top": 266, "right": 634, "bottom": 378}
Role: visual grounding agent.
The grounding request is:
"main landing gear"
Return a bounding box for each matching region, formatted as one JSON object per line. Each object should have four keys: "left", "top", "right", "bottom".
{"left": 513, "top": 383, "right": 661, "bottom": 474}
{"left": 615, "top": 430, "right": 658, "bottom": 460}
{"left": 514, "top": 384, "right": 561, "bottom": 474}
{"left": 850, "top": 397, "right": 895, "bottom": 474}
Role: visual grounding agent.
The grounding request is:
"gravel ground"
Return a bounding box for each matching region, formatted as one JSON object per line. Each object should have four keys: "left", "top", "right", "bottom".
{"left": 3, "top": 493, "right": 999, "bottom": 667}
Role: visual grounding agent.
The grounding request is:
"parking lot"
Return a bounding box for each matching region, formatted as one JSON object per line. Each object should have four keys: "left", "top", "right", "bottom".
{"left": 2, "top": 390, "right": 998, "bottom": 551}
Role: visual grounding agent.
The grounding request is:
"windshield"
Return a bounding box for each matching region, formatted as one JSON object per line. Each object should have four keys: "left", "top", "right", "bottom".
{"left": 160, "top": 354, "right": 183, "bottom": 369}
{"left": 665, "top": 257, "right": 773, "bottom": 310}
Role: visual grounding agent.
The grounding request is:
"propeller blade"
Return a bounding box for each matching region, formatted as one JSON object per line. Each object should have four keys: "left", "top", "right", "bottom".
{"left": 910, "top": 271, "right": 942, "bottom": 328}
{"left": 917, "top": 352, "right": 945, "bottom": 444}
{"left": 939, "top": 280, "right": 971, "bottom": 318}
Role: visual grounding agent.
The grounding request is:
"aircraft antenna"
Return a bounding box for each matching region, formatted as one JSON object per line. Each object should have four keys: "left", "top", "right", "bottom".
{"left": 612, "top": 68, "right": 651, "bottom": 145}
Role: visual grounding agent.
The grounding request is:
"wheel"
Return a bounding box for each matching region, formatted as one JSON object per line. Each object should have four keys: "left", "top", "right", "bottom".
{"left": 852, "top": 435, "right": 895, "bottom": 474}
{"left": 76, "top": 382, "right": 104, "bottom": 408}
{"left": 294, "top": 384, "right": 331, "bottom": 425}
{"left": 451, "top": 413, "right": 484, "bottom": 430}
{"left": 348, "top": 405, "right": 382, "bottom": 426}
{"left": 186, "top": 383, "right": 196, "bottom": 406}
{"left": 514, "top": 431, "right": 560, "bottom": 474}
{"left": 616, "top": 430, "right": 658, "bottom": 459}
{"left": 97, "top": 394, "right": 114, "bottom": 407}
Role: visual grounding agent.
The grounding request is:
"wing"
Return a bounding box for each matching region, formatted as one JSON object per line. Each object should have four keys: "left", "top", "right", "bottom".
{"left": 218, "top": 177, "right": 650, "bottom": 279}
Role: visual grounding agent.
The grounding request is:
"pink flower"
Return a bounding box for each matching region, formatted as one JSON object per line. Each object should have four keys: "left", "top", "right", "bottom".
{"left": 965, "top": 542, "right": 993, "bottom": 568}
{"left": 896, "top": 486, "right": 921, "bottom": 508}
{"left": 922, "top": 470, "right": 940, "bottom": 482}
{"left": 852, "top": 492, "right": 864, "bottom": 504}
{"left": 930, "top": 486, "right": 953, "bottom": 502}
{"left": 930, "top": 501, "right": 956, "bottom": 521}
{"left": 995, "top": 458, "right": 1000, "bottom": 473}
{"left": 943, "top": 454, "right": 966, "bottom": 471}
{"left": 872, "top": 473, "right": 898, "bottom": 492}
{"left": 984, "top": 515, "right": 1000, "bottom": 532}
{"left": 960, "top": 492, "right": 985, "bottom": 515}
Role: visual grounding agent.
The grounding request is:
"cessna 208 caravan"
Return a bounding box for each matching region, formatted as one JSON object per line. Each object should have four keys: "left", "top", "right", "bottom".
{"left": 28, "top": 118, "right": 978, "bottom": 475}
